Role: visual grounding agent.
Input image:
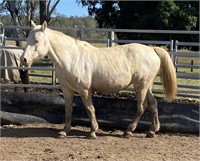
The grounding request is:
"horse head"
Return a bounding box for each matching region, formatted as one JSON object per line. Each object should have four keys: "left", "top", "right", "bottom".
{"left": 20, "top": 20, "right": 49, "bottom": 67}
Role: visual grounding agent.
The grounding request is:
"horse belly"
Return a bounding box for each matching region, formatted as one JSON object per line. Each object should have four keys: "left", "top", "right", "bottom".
{"left": 92, "top": 74, "right": 132, "bottom": 93}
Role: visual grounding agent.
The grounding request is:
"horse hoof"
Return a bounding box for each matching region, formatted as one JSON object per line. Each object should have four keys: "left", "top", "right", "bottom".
{"left": 122, "top": 132, "right": 133, "bottom": 138}
{"left": 86, "top": 132, "right": 97, "bottom": 139}
{"left": 86, "top": 135, "right": 97, "bottom": 139}
{"left": 146, "top": 131, "right": 155, "bottom": 138}
{"left": 57, "top": 131, "right": 67, "bottom": 139}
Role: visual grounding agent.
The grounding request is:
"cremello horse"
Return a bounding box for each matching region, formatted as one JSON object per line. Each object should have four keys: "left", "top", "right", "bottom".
{"left": 21, "top": 21, "right": 177, "bottom": 138}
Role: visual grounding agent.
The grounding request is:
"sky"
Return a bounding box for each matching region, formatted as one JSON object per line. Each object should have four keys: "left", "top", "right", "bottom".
{"left": 0, "top": 0, "right": 89, "bottom": 17}
{"left": 56, "top": 0, "right": 89, "bottom": 17}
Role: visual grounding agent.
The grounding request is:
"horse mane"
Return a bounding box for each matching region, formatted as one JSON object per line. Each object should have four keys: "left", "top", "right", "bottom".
{"left": 48, "top": 28, "right": 74, "bottom": 39}
{"left": 46, "top": 28, "right": 96, "bottom": 49}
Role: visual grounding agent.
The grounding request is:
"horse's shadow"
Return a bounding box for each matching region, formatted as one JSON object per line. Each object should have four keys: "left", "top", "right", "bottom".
{"left": 1, "top": 127, "right": 59, "bottom": 138}
{"left": 0, "top": 127, "right": 123, "bottom": 139}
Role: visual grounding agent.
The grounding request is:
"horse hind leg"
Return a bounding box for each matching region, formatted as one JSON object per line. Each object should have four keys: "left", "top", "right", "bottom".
{"left": 146, "top": 88, "right": 160, "bottom": 138}
{"left": 123, "top": 83, "right": 149, "bottom": 138}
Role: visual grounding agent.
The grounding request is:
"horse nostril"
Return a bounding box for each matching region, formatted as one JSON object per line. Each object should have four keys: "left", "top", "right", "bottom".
{"left": 20, "top": 57, "right": 29, "bottom": 67}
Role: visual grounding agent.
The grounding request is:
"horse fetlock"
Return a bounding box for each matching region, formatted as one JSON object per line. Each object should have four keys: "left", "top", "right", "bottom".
{"left": 122, "top": 131, "right": 133, "bottom": 138}
{"left": 157, "top": 122, "right": 160, "bottom": 131}
{"left": 57, "top": 131, "right": 67, "bottom": 139}
{"left": 64, "top": 123, "right": 71, "bottom": 132}
{"left": 88, "top": 131, "right": 97, "bottom": 139}
{"left": 94, "top": 124, "right": 99, "bottom": 131}
{"left": 146, "top": 131, "right": 155, "bottom": 138}
{"left": 155, "top": 124, "right": 160, "bottom": 132}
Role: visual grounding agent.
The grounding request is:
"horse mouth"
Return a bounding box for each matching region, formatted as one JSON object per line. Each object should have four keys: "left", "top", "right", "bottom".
{"left": 20, "top": 58, "right": 29, "bottom": 67}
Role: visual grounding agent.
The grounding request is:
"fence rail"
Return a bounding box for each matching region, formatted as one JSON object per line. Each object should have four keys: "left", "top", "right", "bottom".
{"left": 0, "top": 25, "right": 199, "bottom": 99}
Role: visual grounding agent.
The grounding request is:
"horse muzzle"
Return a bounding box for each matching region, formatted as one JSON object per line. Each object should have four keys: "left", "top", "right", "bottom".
{"left": 20, "top": 57, "right": 29, "bottom": 67}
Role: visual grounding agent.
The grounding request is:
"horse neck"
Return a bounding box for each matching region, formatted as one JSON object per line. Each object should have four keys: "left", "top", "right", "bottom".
{"left": 45, "top": 28, "right": 77, "bottom": 67}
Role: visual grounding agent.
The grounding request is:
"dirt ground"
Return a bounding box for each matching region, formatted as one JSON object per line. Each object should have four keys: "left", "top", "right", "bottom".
{"left": 1, "top": 87, "right": 200, "bottom": 160}
{"left": 0, "top": 123, "right": 199, "bottom": 161}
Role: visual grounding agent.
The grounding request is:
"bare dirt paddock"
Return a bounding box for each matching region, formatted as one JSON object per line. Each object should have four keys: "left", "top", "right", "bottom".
{"left": 0, "top": 124, "right": 199, "bottom": 161}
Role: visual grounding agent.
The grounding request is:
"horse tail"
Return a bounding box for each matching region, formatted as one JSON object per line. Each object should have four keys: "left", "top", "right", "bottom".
{"left": 154, "top": 47, "right": 177, "bottom": 102}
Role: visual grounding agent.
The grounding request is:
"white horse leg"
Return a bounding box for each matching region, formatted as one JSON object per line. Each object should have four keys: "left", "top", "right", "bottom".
{"left": 58, "top": 87, "right": 74, "bottom": 138}
{"left": 146, "top": 88, "right": 160, "bottom": 138}
{"left": 123, "top": 85, "right": 148, "bottom": 138}
{"left": 80, "top": 89, "right": 99, "bottom": 139}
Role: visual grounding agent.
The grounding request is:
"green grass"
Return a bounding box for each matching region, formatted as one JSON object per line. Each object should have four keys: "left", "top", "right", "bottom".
{"left": 29, "top": 70, "right": 53, "bottom": 85}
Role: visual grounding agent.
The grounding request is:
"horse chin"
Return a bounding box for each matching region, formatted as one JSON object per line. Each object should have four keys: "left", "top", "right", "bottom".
{"left": 21, "top": 61, "right": 28, "bottom": 67}
{"left": 21, "top": 60, "right": 32, "bottom": 67}
{"left": 27, "top": 61, "right": 33, "bottom": 67}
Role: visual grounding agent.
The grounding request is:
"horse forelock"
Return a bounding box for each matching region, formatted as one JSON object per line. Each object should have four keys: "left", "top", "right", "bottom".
{"left": 27, "top": 27, "right": 43, "bottom": 42}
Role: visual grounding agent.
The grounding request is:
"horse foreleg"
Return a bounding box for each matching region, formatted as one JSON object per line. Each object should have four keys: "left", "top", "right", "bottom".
{"left": 80, "top": 89, "right": 99, "bottom": 139}
{"left": 58, "top": 88, "right": 74, "bottom": 138}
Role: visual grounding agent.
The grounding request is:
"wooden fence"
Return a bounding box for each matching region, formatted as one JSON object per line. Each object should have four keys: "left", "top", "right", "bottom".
{"left": 0, "top": 25, "right": 199, "bottom": 98}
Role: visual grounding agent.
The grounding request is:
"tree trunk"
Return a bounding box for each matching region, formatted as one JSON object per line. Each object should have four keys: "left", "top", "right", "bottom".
{"left": 7, "top": 1, "right": 22, "bottom": 47}
{"left": 39, "top": 0, "right": 49, "bottom": 24}
{"left": 40, "top": 0, "right": 60, "bottom": 25}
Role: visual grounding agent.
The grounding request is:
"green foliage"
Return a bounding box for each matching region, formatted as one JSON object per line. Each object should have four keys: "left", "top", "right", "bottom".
{"left": 81, "top": 1, "right": 119, "bottom": 28}
{"left": 156, "top": 1, "right": 198, "bottom": 30}
{"left": 50, "top": 15, "right": 97, "bottom": 28}
{"left": 79, "top": 1, "right": 199, "bottom": 43}
{"left": 0, "top": 13, "right": 97, "bottom": 38}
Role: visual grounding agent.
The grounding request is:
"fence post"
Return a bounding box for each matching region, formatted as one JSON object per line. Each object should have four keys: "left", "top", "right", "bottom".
{"left": 52, "top": 63, "right": 56, "bottom": 85}
{"left": 108, "top": 31, "right": 114, "bottom": 47}
{"left": 174, "top": 40, "right": 178, "bottom": 52}
{"left": 0, "top": 22, "right": 5, "bottom": 46}
{"left": 106, "top": 39, "right": 110, "bottom": 47}
{"left": 191, "top": 60, "right": 193, "bottom": 72}
{"left": 174, "top": 40, "right": 178, "bottom": 72}
{"left": 80, "top": 26, "right": 85, "bottom": 40}
{"left": 169, "top": 40, "right": 174, "bottom": 60}
{"left": 170, "top": 40, "right": 174, "bottom": 52}
{"left": 73, "top": 26, "right": 78, "bottom": 39}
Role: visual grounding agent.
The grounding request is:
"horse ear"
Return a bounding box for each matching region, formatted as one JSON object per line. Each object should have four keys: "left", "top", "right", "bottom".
{"left": 42, "top": 21, "right": 47, "bottom": 31}
{"left": 31, "top": 20, "right": 36, "bottom": 27}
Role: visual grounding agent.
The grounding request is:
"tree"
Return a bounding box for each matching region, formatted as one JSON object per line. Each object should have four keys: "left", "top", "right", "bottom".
{"left": 0, "top": 0, "right": 39, "bottom": 38}
{"left": 0, "top": 0, "right": 60, "bottom": 45}
{"left": 80, "top": 0, "right": 119, "bottom": 28}
{"left": 1, "top": 0, "right": 23, "bottom": 46}
{"left": 80, "top": 1, "right": 199, "bottom": 42}
{"left": 39, "top": 0, "right": 60, "bottom": 24}
{"left": 25, "top": 0, "right": 39, "bottom": 26}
